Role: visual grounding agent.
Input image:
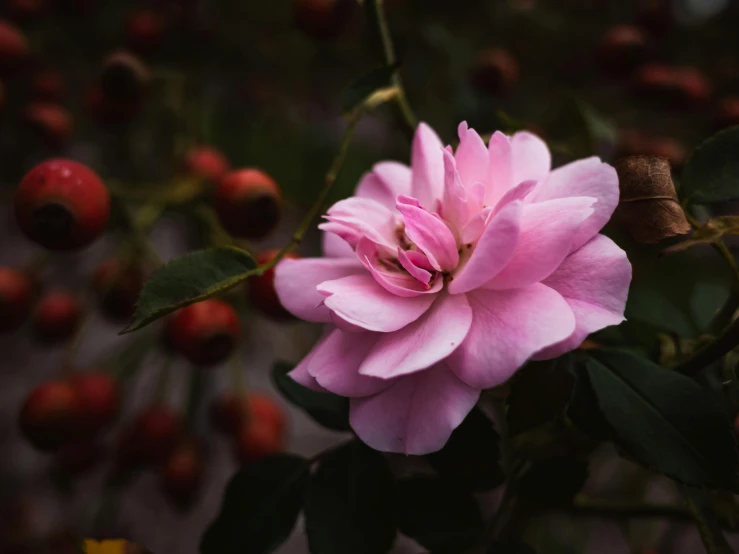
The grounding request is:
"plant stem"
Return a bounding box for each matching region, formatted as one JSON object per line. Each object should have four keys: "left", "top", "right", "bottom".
{"left": 371, "top": 0, "right": 418, "bottom": 138}
{"left": 185, "top": 366, "right": 207, "bottom": 431}
{"left": 674, "top": 316, "right": 739, "bottom": 377}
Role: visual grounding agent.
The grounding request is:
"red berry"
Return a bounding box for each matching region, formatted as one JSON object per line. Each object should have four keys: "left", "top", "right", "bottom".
{"left": 15, "top": 159, "right": 111, "bottom": 251}
{"left": 99, "top": 51, "right": 149, "bottom": 102}
{"left": 87, "top": 85, "right": 141, "bottom": 126}
{"left": 92, "top": 259, "right": 144, "bottom": 321}
{"left": 209, "top": 392, "right": 286, "bottom": 436}
{"left": 29, "top": 67, "right": 64, "bottom": 102}
{"left": 294, "top": 0, "right": 355, "bottom": 41}
{"left": 0, "top": 20, "right": 28, "bottom": 73}
{"left": 167, "top": 299, "right": 240, "bottom": 366}
{"left": 183, "top": 147, "right": 229, "bottom": 184}
{"left": 69, "top": 370, "right": 120, "bottom": 435}
{"left": 596, "top": 25, "right": 649, "bottom": 77}
{"left": 716, "top": 96, "right": 739, "bottom": 129}
{"left": 117, "top": 406, "right": 182, "bottom": 467}
{"left": 31, "top": 290, "right": 82, "bottom": 344}
{"left": 215, "top": 169, "right": 282, "bottom": 239}
{"left": 233, "top": 419, "right": 284, "bottom": 464}
{"left": 55, "top": 440, "right": 103, "bottom": 476}
{"left": 248, "top": 249, "right": 297, "bottom": 320}
{"left": 0, "top": 266, "right": 33, "bottom": 333}
{"left": 125, "top": 9, "right": 165, "bottom": 55}
{"left": 18, "top": 380, "right": 83, "bottom": 451}
{"left": 160, "top": 440, "right": 204, "bottom": 508}
{"left": 468, "top": 48, "right": 519, "bottom": 96}
{"left": 23, "top": 103, "right": 73, "bottom": 148}
{"left": 632, "top": 64, "right": 710, "bottom": 110}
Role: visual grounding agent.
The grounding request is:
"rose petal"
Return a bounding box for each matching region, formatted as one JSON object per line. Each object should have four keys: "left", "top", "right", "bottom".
{"left": 485, "top": 197, "right": 596, "bottom": 290}
{"left": 530, "top": 156, "right": 619, "bottom": 251}
{"left": 398, "top": 248, "right": 433, "bottom": 285}
{"left": 350, "top": 363, "right": 480, "bottom": 455}
{"left": 485, "top": 131, "right": 513, "bottom": 207}
{"left": 448, "top": 200, "right": 522, "bottom": 295}
{"left": 456, "top": 122, "right": 489, "bottom": 189}
{"left": 322, "top": 231, "right": 355, "bottom": 258}
{"left": 535, "top": 234, "right": 631, "bottom": 358}
{"left": 275, "top": 257, "right": 364, "bottom": 322}
{"left": 448, "top": 284, "right": 576, "bottom": 389}
{"left": 303, "top": 328, "right": 390, "bottom": 397}
{"left": 317, "top": 273, "right": 436, "bottom": 332}
{"left": 411, "top": 123, "right": 445, "bottom": 210}
{"left": 356, "top": 161, "right": 412, "bottom": 210}
{"left": 510, "top": 131, "right": 551, "bottom": 187}
{"left": 442, "top": 148, "right": 470, "bottom": 233}
{"left": 319, "top": 197, "right": 398, "bottom": 249}
{"left": 289, "top": 350, "right": 330, "bottom": 393}
{"left": 359, "top": 293, "right": 473, "bottom": 379}
{"left": 397, "top": 195, "right": 459, "bottom": 272}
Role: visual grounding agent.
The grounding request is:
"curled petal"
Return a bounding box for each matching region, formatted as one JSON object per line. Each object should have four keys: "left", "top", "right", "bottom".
{"left": 322, "top": 231, "right": 355, "bottom": 258}
{"left": 350, "top": 363, "right": 480, "bottom": 455}
{"left": 442, "top": 149, "right": 470, "bottom": 233}
{"left": 448, "top": 284, "right": 576, "bottom": 389}
{"left": 275, "top": 257, "right": 363, "bottom": 322}
{"left": 356, "top": 161, "right": 412, "bottom": 210}
{"left": 317, "top": 273, "right": 436, "bottom": 332}
{"left": 411, "top": 123, "right": 445, "bottom": 210}
{"left": 398, "top": 248, "right": 433, "bottom": 285}
{"left": 319, "top": 197, "right": 397, "bottom": 249}
{"left": 397, "top": 195, "right": 459, "bottom": 272}
{"left": 456, "top": 122, "right": 489, "bottom": 189}
{"left": 359, "top": 292, "right": 473, "bottom": 379}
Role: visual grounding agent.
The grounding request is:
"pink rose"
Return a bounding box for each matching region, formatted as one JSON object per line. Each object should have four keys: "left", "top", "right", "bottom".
{"left": 275, "top": 122, "right": 631, "bottom": 455}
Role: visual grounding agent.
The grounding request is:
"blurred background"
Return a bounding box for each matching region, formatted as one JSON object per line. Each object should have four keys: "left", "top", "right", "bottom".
{"left": 0, "top": 0, "right": 738, "bottom": 553}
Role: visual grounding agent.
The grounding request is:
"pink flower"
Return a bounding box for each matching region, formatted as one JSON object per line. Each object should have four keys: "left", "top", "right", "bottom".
{"left": 275, "top": 122, "right": 631, "bottom": 455}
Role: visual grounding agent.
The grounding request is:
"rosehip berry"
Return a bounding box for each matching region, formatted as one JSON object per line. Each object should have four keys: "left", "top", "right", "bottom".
{"left": 55, "top": 440, "right": 103, "bottom": 476}
{"left": 159, "top": 440, "right": 204, "bottom": 508}
{"left": 125, "top": 9, "right": 165, "bottom": 55}
{"left": 183, "top": 147, "right": 229, "bottom": 184}
{"left": 0, "top": 266, "right": 33, "bottom": 333}
{"left": 69, "top": 370, "right": 120, "bottom": 435}
{"left": 294, "top": 0, "right": 355, "bottom": 41}
{"left": 215, "top": 169, "right": 282, "bottom": 239}
{"left": 29, "top": 67, "right": 64, "bottom": 101}
{"left": 233, "top": 419, "right": 284, "bottom": 465}
{"left": 209, "top": 392, "right": 286, "bottom": 436}
{"left": 632, "top": 64, "right": 710, "bottom": 110}
{"left": 716, "top": 97, "right": 739, "bottom": 129}
{"left": 247, "top": 249, "right": 297, "bottom": 320}
{"left": 15, "top": 159, "right": 111, "bottom": 251}
{"left": 468, "top": 48, "right": 519, "bottom": 96}
{"left": 23, "top": 103, "right": 73, "bottom": 148}
{"left": 87, "top": 85, "right": 141, "bottom": 126}
{"left": 31, "top": 290, "right": 82, "bottom": 344}
{"left": 117, "top": 406, "right": 182, "bottom": 467}
{"left": 167, "top": 299, "right": 240, "bottom": 366}
{"left": 19, "top": 380, "right": 83, "bottom": 451}
{"left": 0, "top": 20, "right": 28, "bottom": 73}
{"left": 99, "top": 51, "right": 149, "bottom": 102}
{"left": 596, "top": 25, "right": 649, "bottom": 77}
{"left": 92, "top": 259, "right": 143, "bottom": 321}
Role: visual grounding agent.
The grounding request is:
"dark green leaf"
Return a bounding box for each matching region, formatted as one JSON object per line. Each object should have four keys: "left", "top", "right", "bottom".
{"left": 305, "top": 440, "right": 396, "bottom": 554}
{"left": 583, "top": 350, "right": 739, "bottom": 491}
{"left": 682, "top": 126, "right": 739, "bottom": 204}
{"left": 518, "top": 457, "right": 589, "bottom": 508}
{"left": 342, "top": 65, "right": 398, "bottom": 116}
{"left": 426, "top": 408, "right": 505, "bottom": 492}
{"left": 271, "top": 361, "right": 351, "bottom": 432}
{"left": 395, "top": 477, "right": 483, "bottom": 551}
{"left": 200, "top": 453, "right": 309, "bottom": 554}
{"left": 507, "top": 357, "right": 577, "bottom": 437}
{"left": 122, "top": 247, "right": 257, "bottom": 333}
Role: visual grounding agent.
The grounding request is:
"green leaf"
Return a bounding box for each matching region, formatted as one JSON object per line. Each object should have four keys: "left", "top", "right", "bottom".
{"left": 305, "top": 440, "right": 396, "bottom": 554}
{"left": 426, "top": 408, "right": 505, "bottom": 492}
{"left": 200, "top": 453, "right": 309, "bottom": 554}
{"left": 682, "top": 126, "right": 739, "bottom": 204}
{"left": 506, "top": 357, "right": 577, "bottom": 437}
{"left": 582, "top": 350, "right": 739, "bottom": 491}
{"left": 395, "top": 477, "right": 483, "bottom": 551}
{"left": 342, "top": 65, "right": 399, "bottom": 116}
{"left": 122, "top": 247, "right": 257, "bottom": 333}
{"left": 518, "top": 457, "right": 589, "bottom": 508}
{"left": 271, "top": 362, "right": 351, "bottom": 432}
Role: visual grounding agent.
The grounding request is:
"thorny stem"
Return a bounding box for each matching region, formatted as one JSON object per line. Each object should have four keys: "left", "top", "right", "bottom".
{"left": 371, "top": 0, "right": 418, "bottom": 138}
